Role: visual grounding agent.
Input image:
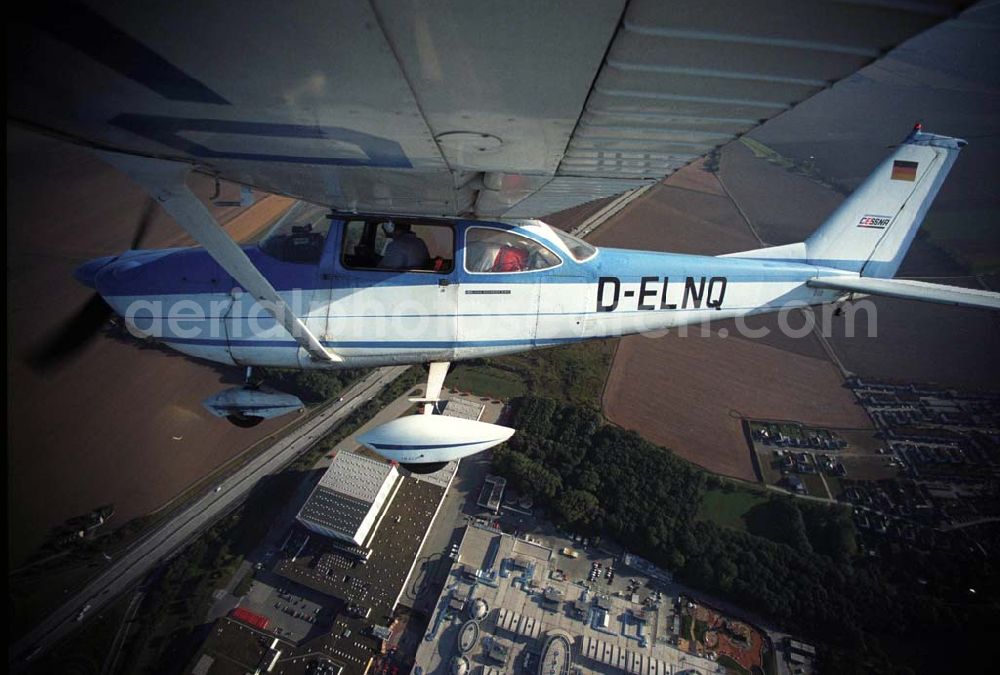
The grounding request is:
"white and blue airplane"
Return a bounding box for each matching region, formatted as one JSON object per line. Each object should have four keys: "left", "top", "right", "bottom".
{"left": 57, "top": 125, "right": 996, "bottom": 471}
{"left": 10, "top": 1, "right": 996, "bottom": 471}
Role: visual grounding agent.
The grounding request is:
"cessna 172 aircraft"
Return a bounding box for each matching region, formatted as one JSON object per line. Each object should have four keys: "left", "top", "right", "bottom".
{"left": 9, "top": 1, "right": 998, "bottom": 471}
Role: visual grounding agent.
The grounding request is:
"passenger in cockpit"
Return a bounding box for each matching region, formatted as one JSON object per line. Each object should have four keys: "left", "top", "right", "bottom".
{"left": 466, "top": 229, "right": 550, "bottom": 273}
{"left": 491, "top": 244, "right": 529, "bottom": 272}
{"left": 378, "top": 222, "right": 430, "bottom": 269}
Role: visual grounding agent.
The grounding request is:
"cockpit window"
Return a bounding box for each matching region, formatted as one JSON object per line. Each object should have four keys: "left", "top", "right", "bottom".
{"left": 549, "top": 227, "right": 597, "bottom": 262}
{"left": 341, "top": 219, "right": 454, "bottom": 273}
{"left": 465, "top": 227, "right": 561, "bottom": 273}
{"left": 259, "top": 203, "right": 331, "bottom": 263}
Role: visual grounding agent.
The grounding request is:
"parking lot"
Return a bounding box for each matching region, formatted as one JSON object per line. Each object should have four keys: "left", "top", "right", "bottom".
{"left": 240, "top": 577, "right": 338, "bottom": 642}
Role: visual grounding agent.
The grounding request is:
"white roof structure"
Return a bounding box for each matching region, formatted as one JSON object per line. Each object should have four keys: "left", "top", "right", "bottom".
{"left": 297, "top": 452, "right": 400, "bottom": 547}
{"left": 443, "top": 398, "right": 485, "bottom": 422}
{"left": 318, "top": 450, "right": 395, "bottom": 500}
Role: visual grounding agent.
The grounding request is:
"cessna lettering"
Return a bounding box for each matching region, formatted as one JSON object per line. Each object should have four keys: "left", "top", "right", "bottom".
{"left": 596, "top": 276, "right": 728, "bottom": 312}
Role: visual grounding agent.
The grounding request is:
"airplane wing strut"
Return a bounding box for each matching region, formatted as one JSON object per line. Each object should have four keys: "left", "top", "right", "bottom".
{"left": 95, "top": 151, "right": 342, "bottom": 363}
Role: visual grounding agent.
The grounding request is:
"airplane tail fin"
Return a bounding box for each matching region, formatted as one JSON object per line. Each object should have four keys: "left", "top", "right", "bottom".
{"left": 726, "top": 125, "right": 966, "bottom": 279}
{"left": 805, "top": 124, "right": 965, "bottom": 278}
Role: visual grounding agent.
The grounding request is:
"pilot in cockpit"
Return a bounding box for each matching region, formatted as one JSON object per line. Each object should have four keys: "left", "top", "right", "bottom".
{"left": 377, "top": 222, "right": 430, "bottom": 269}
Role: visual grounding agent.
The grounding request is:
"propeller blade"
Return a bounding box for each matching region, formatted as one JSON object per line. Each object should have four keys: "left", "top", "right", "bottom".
{"left": 27, "top": 293, "right": 113, "bottom": 371}
{"left": 129, "top": 197, "right": 158, "bottom": 250}
{"left": 28, "top": 199, "right": 153, "bottom": 372}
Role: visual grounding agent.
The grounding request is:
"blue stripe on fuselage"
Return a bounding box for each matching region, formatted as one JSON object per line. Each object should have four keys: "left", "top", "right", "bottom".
{"left": 161, "top": 336, "right": 584, "bottom": 349}
{"left": 93, "top": 239, "right": 834, "bottom": 299}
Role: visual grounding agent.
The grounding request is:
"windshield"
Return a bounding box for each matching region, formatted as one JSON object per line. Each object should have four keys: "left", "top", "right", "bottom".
{"left": 549, "top": 227, "right": 597, "bottom": 262}
{"left": 259, "top": 203, "right": 331, "bottom": 263}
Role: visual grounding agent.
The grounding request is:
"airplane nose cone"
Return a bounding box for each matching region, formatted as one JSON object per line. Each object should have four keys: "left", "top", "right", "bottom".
{"left": 73, "top": 256, "right": 117, "bottom": 289}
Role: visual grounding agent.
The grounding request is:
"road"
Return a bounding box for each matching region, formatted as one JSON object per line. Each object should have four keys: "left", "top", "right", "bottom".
{"left": 11, "top": 365, "right": 408, "bottom": 668}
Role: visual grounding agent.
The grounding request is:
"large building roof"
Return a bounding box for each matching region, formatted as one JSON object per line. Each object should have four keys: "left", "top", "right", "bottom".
{"left": 297, "top": 451, "right": 399, "bottom": 545}
{"left": 317, "top": 451, "right": 395, "bottom": 502}
{"left": 297, "top": 488, "right": 374, "bottom": 541}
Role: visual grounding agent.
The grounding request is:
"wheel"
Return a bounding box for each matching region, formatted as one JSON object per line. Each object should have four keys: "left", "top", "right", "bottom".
{"left": 400, "top": 461, "right": 448, "bottom": 474}
{"left": 226, "top": 413, "right": 264, "bottom": 428}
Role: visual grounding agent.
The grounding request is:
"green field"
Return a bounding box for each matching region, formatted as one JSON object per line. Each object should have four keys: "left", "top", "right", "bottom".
{"left": 681, "top": 614, "right": 694, "bottom": 641}
{"left": 738, "top": 137, "right": 833, "bottom": 189}
{"left": 445, "top": 364, "right": 527, "bottom": 399}
{"left": 718, "top": 654, "right": 751, "bottom": 675}
{"left": 444, "top": 339, "right": 615, "bottom": 409}
{"left": 697, "top": 486, "right": 770, "bottom": 532}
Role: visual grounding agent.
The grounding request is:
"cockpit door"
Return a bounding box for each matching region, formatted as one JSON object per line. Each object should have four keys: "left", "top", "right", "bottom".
{"left": 329, "top": 218, "right": 459, "bottom": 364}
{"left": 456, "top": 226, "right": 550, "bottom": 355}
{"left": 457, "top": 273, "right": 541, "bottom": 354}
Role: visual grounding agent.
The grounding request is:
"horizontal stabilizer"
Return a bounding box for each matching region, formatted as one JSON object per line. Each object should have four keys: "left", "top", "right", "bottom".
{"left": 807, "top": 277, "right": 1000, "bottom": 311}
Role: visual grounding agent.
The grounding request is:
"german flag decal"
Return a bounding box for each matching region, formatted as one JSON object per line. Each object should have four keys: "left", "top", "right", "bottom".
{"left": 891, "top": 160, "right": 918, "bottom": 181}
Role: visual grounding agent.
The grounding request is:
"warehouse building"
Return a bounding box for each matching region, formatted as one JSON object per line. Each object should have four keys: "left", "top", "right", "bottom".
{"left": 296, "top": 451, "right": 400, "bottom": 547}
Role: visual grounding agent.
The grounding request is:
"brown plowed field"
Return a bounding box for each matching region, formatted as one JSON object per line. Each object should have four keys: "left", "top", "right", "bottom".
{"left": 603, "top": 326, "right": 872, "bottom": 481}
{"left": 7, "top": 127, "right": 296, "bottom": 566}
{"left": 592, "top": 155, "right": 872, "bottom": 480}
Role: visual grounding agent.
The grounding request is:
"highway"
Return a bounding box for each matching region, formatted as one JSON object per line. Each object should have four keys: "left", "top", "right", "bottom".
{"left": 11, "top": 365, "right": 408, "bottom": 667}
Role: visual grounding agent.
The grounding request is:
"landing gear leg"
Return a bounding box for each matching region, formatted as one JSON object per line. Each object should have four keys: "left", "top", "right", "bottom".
{"left": 409, "top": 361, "right": 450, "bottom": 415}
{"left": 243, "top": 365, "right": 263, "bottom": 389}
{"left": 223, "top": 366, "right": 266, "bottom": 427}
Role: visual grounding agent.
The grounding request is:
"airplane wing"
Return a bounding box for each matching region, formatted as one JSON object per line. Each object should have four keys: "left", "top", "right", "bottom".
{"left": 7, "top": 0, "right": 967, "bottom": 219}
{"left": 808, "top": 276, "right": 1000, "bottom": 311}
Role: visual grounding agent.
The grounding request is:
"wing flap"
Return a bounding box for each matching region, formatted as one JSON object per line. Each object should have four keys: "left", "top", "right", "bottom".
{"left": 807, "top": 277, "right": 1000, "bottom": 311}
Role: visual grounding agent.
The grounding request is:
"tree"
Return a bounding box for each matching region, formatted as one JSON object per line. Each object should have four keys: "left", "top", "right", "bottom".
{"left": 555, "top": 489, "right": 601, "bottom": 527}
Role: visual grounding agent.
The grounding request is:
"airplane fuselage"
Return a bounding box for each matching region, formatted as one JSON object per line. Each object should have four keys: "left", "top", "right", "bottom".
{"left": 81, "top": 219, "right": 851, "bottom": 369}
